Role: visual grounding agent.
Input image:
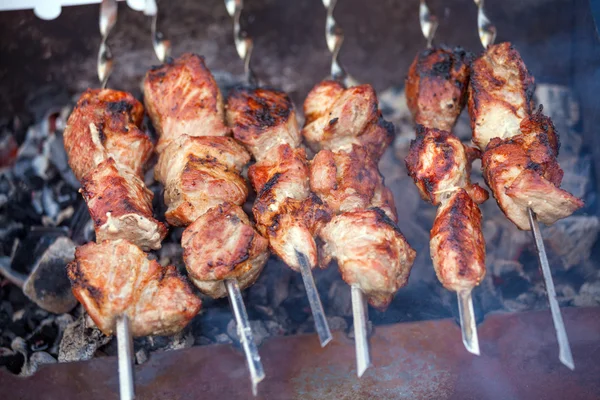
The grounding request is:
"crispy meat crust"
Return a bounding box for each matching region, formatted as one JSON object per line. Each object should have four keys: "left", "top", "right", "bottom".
{"left": 405, "top": 126, "right": 489, "bottom": 205}
{"left": 64, "top": 89, "right": 153, "bottom": 181}
{"left": 80, "top": 158, "right": 167, "bottom": 251}
{"left": 430, "top": 189, "right": 486, "bottom": 291}
{"left": 226, "top": 88, "right": 301, "bottom": 161}
{"left": 181, "top": 203, "right": 269, "bottom": 298}
{"left": 155, "top": 135, "right": 251, "bottom": 226}
{"left": 405, "top": 46, "right": 471, "bottom": 131}
{"left": 67, "top": 240, "right": 201, "bottom": 337}
{"left": 143, "top": 53, "right": 230, "bottom": 153}
{"left": 468, "top": 42, "right": 535, "bottom": 150}
{"left": 302, "top": 81, "right": 394, "bottom": 161}
{"left": 320, "top": 209, "right": 416, "bottom": 310}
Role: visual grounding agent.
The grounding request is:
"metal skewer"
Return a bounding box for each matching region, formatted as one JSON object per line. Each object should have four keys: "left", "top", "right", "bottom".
{"left": 145, "top": 0, "right": 171, "bottom": 63}
{"left": 472, "top": 0, "right": 573, "bottom": 369}
{"left": 226, "top": 279, "right": 266, "bottom": 396}
{"left": 418, "top": 0, "right": 481, "bottom": 356}
{"left": 98, "top": 0, "right": 137, "bottom": 397}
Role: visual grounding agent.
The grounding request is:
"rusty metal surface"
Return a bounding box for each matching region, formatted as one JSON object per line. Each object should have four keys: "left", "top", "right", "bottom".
{"left": 2, "top": 307, "right": 599, "bottom": 399}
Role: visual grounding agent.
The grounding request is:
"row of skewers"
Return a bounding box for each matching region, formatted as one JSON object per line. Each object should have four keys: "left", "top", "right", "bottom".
{"left": 59, "top": 0, "right": 583, "bottom": 397}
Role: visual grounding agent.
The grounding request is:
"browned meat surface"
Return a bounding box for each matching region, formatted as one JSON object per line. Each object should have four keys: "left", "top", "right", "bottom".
{"left": 302, "top": 81, "right": 394, "bottom": 161}
{"left": 181, "top": 203, "right": 269, "bottom": 298}
{"left": 482, "top": 110, "right": 583, "bottom": 230}
{"left": 430, "top": 189, "right": 486, "bottom": 292}
{"left": 226, "top": 88, "right": 301, "bottom": 161}
{"left": 405, "top": 127, "right": 489, "bottom": 206}
{"left": 64, "top": 88, "right": 153, "bottom": 181}
{"left": 310, "top": 145, "right": 397, "bottom": 221}
{"left": 405, "top": 46, "right": 471, "bottom": 131}
{"left": 155, "top": 134, "right": 250, "bottom": 226}
{"left": 320, "top": 209, "right": 416, "bottom": 309}
{"left": 80, "top": 158, "right": 167, "bottom": 250}
{"left": 468, "top": 42, "right": 535, "bottom": 151}
{"left": 67, "top": 239, "right": 201, "bottom": 337}
{"left": 143, "top": 53, "right": 230, "bottom": 153}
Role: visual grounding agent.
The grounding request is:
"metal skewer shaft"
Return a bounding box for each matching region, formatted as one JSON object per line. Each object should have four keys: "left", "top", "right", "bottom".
{"left": 116, "top": 315, "right": 135, "bottom": 400}
{"left": 225, "top": 279, "right": 265, "bottom": 396}
{"left": 351, "top": 285, "right": 371, "bottom": 377}
{"left": 225, "top": 0, "right": 256, "bottom": 85}
{"left": 528, "top": 209, "right": 575, "bottom": 370}
{"left": 98, "top": 0, "right": 117, "bottom": 88}
{"left": 145, "top": 0, "right": 171, "bottom": 63}
{"left": 296, "top": 250, "right": 333, "bottom": 347}
{"left": 457, "top": 289, "right": 480, "bottom": 356}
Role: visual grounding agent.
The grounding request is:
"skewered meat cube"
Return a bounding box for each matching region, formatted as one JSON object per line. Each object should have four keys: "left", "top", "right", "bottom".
{"left": 302, "top": 81, "right": 394, "bottom": 161}
{"left": 319, "top": 209, "right": 416, "bottom": 309}
{"left": 310, "top": 145, "right": 397, "bottom": 220}
{"left": 405, "top": 126, "right": 489, "bottom": 206}
{"left": 144, "top": 53, "right": 230, "bottom": 153}
{"left": 64, "top": 88, "right": 153, "bottom": 181}
{"left": 67, "top": 239, "right": 201, "bottom": 337}
{"left": 468, "top": 42, "right": 535, "bottom": 151}
{"left": 80, "top": 158, "right": 167, "bottom": 250}
{"left": 181, "top": 203, "right": 269, "bottom": 298}
{"left": 405, "top": 46, "right": 471, "bottom": 131}
{"left": 430, "top": 189, "right": 486, "bottom": 292}
{"left": 154, "top": 134, "right": 251, "bottom": 226}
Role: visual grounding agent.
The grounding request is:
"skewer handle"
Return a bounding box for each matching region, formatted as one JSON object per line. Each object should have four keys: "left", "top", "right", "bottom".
{"left": 226, "top": 279, "right": 266, "bottom": 396}
{"left": 457, "top": 289, "right": 480, "bottom": 356}
{"left": 351, "top": 285, "right": 371, "bottom": 377}
{"left": 296, "top": 250, "right": 333, "bottom": 347}
{"left": 116, "top": 315, "right": 135, "bottom": 400}
{"left": 527, "top": 208, "right": 575, "bottom": 370}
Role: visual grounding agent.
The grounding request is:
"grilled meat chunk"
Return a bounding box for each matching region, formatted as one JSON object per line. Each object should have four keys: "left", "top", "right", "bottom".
{"left": 468, "top": 42, "right": 535, "bottom": 151}
{"left": 430, "top": 189, "right": 486, "bottom": 292}
{"left": 144, "top": 53, "right": 230, "bottom": 153}
{"left": 227, "top": 88, "right": 301, "bottom": 161}
{"left": 80, "top": 158, "right": 167, "bottom": 250}
{"left": 64, "top": 89, "right": 153, "bottom": 181}
{"left": 405, "top": 46, "right": 471, "bottom": 131}
{"left": 405, "top": 127, "right": 488, "bottom": 206}
{"left": 181, "top": 203, "right": 269, "bottom": 298}
{"left": 67, "top": 239, "right": 201, "bottom": 337}
{"left": 155, "top": 134, "right": 250, "bottom": 226}
{"left": 310, "top": 145, "right": 397, "bottom": 221}
{"left": 320, "top": 209, "right": 416, "bottom": 310}
{"left": 482, "top": 111, "right": 583, "bottom": 230}
{"left": 302, "top": 81, "right": 394, "bottom": 161}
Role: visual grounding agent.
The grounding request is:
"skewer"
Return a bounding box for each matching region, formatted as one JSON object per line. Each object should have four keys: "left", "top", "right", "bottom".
{"left": 320, "top": 0, "right": 371, "bottom": 375}
{"left": 226, "top": 279, "right": 266, "bottom": 396}
{"left": 418, "top": 0, "right": 481, "bottom": 356}
{"left": 472, "top": 0, "right": 574, "bottom": 369}
{"left": 224, "top": 0, "right": 333, "bottom": 348}
{"left": 98, "top": 0, "right": 137, "bottom": 396}
{"left": 144, "top": 0, "right": 170, "bottom": 63}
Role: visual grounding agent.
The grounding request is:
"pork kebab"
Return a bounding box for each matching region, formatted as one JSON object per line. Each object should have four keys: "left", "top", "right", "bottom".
{"left": 302, "top": 80, "right": 417, "bottom": 375}
{"left": 143, "top": 53, "right": 270, "bottom": 391}
{"left": 404, "top": 46, "right": 488, "bottom": 355}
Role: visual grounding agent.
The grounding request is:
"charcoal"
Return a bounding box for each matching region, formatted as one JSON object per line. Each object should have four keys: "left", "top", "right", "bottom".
{"left": 214, "top": 333, "right": 232, "bottom": 344}
{"left": 10, "top": 227, "right": 68, "bottom": 276}
{"left": 47, "top": 131, "right": 79, "bottom": 189}
{"left": 327, "top": 280, "right": 352, "bottom": 317}
{"left": 574, "top": 279, "right": 600, "bottom": 307}
{"left": 23, "top": 237, "right": 77, "bottom": 314}
{"left": 68, "top": 201, "right": 93, "bottom": 245}
{"left": 545, "top": 217, "right": 599, "bottom": 270}
{"left": 20, "top": 351, "right": 57, "bottom": 377}
{"left": 227, "top": 319, "right": 269, "bottom": 347}
{"left": 135, "top": 348, "right": 148, "bottom": 365}
{"left": 26, "top": 319, "right": 58, "bottom": 352}
{"left": 326, "top": 316, "right": 348, "bottom": 332}
{"left": 58, "top": 314, "right": 112, "bottom": 363}
{"left": 0, "top": 256, "right": 27, "bottom": 288}
{"left": 0, "top": 346, "right": 25, "bottom": 374}
{"left": 248, "top": 282, "right": 268, "bottom": 306}
{"left": 195, "top": 336, "right": 212, "bottom": 346}
{"left": 348, "top": 320, "right": 373, "bottom": 339}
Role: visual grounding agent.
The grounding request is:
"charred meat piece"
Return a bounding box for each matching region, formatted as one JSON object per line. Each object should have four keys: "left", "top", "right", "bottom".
{"left": 64, "top": 89, "right": 153, "bottom": 181}
{"left": 80, "top": 158, "right": 167, "bottom": 250}
{"left": 144, "top": 53, "right": 230, "bottom": 153}
{"left": 320, "top": 209, "right": 416, "bottom": 310}
{"left": 310, "top": 145, "right": 397, "bottom": 221}
{"left": 430, "top": 189, "right": 486, "bottom": 292}
{"left": 302, "top": 81, "right": 394, "bottom": 161}
{"left": 405, "top": 126, "right": 489, "bottom": 206}
{"left": 227, "top": 88, "right": 301, "bottom": 161}
{"left": 405, "top": 46, "right": 471, "bottom": 131}
{"left": 482, "top": 111, "right": 583, "bottom": 230}
{"left": 181, "top": 203, "right": 269, "bottom": 298}
{"left": 155, "top": 134, "right": 250, "bottom": 226}
{"left": 468, "top": 42, "right": 535, "bottom": 151}
{"left": 67, "top": 239, "right": 201, "bottom": 337}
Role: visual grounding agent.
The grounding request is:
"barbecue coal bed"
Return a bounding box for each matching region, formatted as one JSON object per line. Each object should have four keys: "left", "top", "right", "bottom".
{"left": 1, "top": 0, "right": 599, "bottom": 399}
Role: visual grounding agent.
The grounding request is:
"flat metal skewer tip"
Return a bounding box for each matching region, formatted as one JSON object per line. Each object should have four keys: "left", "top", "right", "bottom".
{"left": 116, "top": 315, "right": 135, "bottom": 400}
{"left": 351, "top": 285, "right": 371, "bottom": 377}
{"left": 457, "top": 289, "right": 480, "bottom": 356}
